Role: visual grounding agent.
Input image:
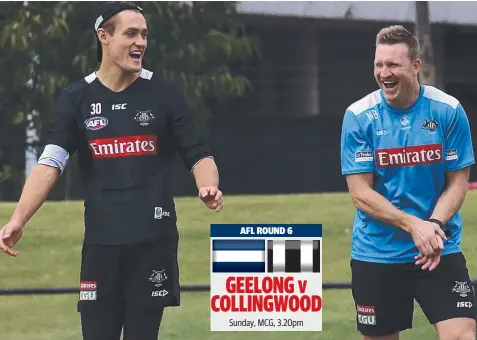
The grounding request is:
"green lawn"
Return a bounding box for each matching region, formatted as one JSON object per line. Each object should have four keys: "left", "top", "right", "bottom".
{"left": 1, "top": 191, "right": 477, "bottom": 339}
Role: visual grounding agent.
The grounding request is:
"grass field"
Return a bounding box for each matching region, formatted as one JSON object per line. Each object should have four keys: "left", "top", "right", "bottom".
{"left": 1, "top": 191, "right": 477, "bottom": 339}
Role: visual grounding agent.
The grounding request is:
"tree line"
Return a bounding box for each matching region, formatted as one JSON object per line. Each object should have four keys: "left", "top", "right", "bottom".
{"left": 0, "top": 1, "right": 260, "bottom": 200}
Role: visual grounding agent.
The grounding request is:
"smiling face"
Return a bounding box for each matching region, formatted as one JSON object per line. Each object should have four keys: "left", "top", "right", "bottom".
{"left": 374, "top": 43, "right": 421, "bottom": 108}
{"left": 98, "top": 10, "right": 148, "bottom": 73}
{"left": 373, "top": 25, "right": 422, "bottom": 109}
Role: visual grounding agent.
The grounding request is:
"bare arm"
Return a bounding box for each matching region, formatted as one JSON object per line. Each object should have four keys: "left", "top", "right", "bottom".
{"left": 1, "top": 88, "right": 78, "bottom": 256}
{"left": 346, "top": 172, "right": 446, "bottom": 256}
{"left": 192, "top": 157, "right": 223, "bottom": 212}
{"left": 192, "top": 157, "right": 219, "bottom": 190}
{"left": 10, "top": 164, "right": 60, "bottom": 225}
{"left": 414, "top": 167, "right": 470, "bottom": 269}
{"left": 346, "top": 173, "right": 420, "bottom": 232}
{"left": 413, "top": 167, "right": 470, "bottom": 269}
{"left": 0, "top": 164, "right": 60, "bottom": 256}
{"left": 429, "top": 167, "right": 470, "bottom": 225}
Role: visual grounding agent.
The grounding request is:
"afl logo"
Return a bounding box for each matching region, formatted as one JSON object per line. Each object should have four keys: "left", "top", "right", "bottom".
{"left": 85, "top": 117, "right": 108, "bottom": 131}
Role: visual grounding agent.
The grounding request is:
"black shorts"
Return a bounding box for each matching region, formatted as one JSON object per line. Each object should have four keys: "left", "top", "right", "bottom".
{"left": 77, "top": 237, "right": 181, "bottom": 313}
{"left": 351, "top": 252, "right": 477, "bottom": 337}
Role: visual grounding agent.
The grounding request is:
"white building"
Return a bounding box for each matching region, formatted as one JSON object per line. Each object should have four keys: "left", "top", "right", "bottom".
{"left": 221, "top": 1, "right": 477, "bottom": 119}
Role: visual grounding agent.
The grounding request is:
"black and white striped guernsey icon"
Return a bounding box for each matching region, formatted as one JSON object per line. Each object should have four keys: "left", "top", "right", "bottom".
{"left": 267, "top": 240, "right": 321, "bottom": 273}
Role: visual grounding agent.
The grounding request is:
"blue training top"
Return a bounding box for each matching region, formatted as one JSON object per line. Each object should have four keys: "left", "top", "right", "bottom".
{"left": 340, "top": 85, "right": 475, "bottom": 263}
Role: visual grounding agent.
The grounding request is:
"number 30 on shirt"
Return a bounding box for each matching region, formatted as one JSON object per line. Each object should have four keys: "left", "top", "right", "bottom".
{"left": 91, "top": 103, "right": 102, "bottom": 115}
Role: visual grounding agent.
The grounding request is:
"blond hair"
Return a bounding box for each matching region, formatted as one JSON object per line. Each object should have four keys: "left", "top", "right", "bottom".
{"left": 376, "top": 25, "right": 420, "bottom": 60}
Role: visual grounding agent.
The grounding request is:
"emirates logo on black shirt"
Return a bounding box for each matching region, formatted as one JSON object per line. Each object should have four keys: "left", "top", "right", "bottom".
{"left": 88, "top": 135, "right": 157, "bottom": 158}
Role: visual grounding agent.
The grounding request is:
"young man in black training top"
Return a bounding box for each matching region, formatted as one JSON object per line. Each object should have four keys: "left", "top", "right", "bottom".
{"left": 0, "top": 2, "right": 223, "bottom": 339}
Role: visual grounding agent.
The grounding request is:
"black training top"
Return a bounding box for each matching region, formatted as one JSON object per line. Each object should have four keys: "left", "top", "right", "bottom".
{"left": 44, "top": 69, "right": 211, "bottom": 245}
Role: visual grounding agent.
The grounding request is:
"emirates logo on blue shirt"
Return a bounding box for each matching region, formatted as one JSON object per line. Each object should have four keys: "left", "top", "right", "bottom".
{"left": 375, "top": 144, "right": 443, "bottom": 168}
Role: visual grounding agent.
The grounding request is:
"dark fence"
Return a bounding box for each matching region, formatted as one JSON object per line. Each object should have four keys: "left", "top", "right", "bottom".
{"left": 0, "top": 284, "right": 210, "bottom": 296}
{"left": 0, "top": 282, "right": 346, "bottom": 296}
{"left": 3, "top": 111, "right": 477, "bottom": 201}
{"left": 43, "top": 115, "right": 350, "bottom": 201}
{"left": 1, "top": 279, "right": 477, "bottom": 295}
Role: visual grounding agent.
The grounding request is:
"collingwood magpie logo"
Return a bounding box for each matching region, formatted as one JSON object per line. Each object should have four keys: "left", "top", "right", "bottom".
{"left": 452, "top": 281, "right": 471, "bottom": 297}
{"left": 134, "top": 110, "right": 155, "bottom": 126}
{"left": 422, "top": 119, "right": 439, "bottom": 132}
{"left": 149, "top": 269, "right": 168, "bottom": 287}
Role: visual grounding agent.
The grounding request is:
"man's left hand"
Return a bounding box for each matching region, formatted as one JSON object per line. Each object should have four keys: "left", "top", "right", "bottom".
{"left": 198, "top": 186, "right": 223, "bottom": 212}
{"left": 415, "top": 252, "right": 441, "bottom": 271}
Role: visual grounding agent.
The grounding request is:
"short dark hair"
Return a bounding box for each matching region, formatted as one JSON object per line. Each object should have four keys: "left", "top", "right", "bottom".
{"left": 101, "top": 15, "right": 117, "bottom": 35}
{"left": 95, "top": 1, "right": 144, "bottom": 61}
{"left": 99, "top": 1, "right": 141, "bottom": 35}
{"left": 376, "top": 25, "right": 420, "bottom": 60}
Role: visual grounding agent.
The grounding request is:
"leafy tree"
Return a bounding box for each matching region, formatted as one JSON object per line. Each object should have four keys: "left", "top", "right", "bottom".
{"left": 0, "top": 1, "right": 260, "bottom": 200}
{"left": 71, "top": 1, "right": 261, "bottom": 135}
{"left": 0, "top": 1, "right": 71, "bottom": 199}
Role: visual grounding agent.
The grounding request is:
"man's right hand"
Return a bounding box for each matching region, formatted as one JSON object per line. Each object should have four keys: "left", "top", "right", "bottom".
{"left": 414, "top": 252, "right": 441, "bottom": 271}
{"left": 409, "top": 219, "right": 447, "bottom": 256}
{"left": 0, "top": 220, "right": 24, "bottom": 257}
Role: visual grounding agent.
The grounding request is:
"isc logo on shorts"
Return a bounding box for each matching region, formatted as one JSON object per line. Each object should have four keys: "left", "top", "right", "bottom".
{"left": 151, "top": 289, "right": 169, "bottom": 298}
{"left": 457, "top": 301, "right": 473, "bottom": 308}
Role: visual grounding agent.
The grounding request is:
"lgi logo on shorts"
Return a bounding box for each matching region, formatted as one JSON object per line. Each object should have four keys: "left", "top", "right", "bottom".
{"left": 80, "top": 281, "right": 97, "bottom": 301}
{"left": 357, "top": 305, "right": 376, "bottom": 325}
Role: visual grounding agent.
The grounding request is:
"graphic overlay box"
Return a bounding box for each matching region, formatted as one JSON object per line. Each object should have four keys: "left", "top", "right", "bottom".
{"left": 210, "top": 224, "right": 322, "bottom": 331}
